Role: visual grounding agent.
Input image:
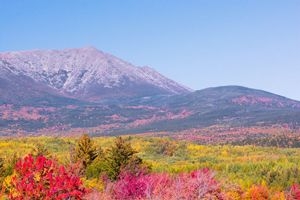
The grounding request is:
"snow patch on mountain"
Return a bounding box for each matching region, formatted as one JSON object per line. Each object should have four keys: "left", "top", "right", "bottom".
{"left": 0, "top": 47, "right": 192, "bottom": 99}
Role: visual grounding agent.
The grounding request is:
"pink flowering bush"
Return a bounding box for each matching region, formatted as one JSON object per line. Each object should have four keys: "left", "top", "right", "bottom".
{"left": 103, "top": 168, "right": 224, "bottom": 200}
{"left": 172, "top": 169, "right": 224, "bottom": 199}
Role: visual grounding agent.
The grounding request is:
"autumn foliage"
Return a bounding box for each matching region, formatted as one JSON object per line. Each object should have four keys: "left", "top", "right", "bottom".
{"left": 286, "top": 184, "right": 300, "bottom": 200}
{"left": 100, "top": 168, "right": 224, "bottom": 200}
{"left": 0, "top": 136, "right": 300, "bottom": 200}
{"left": 5, "top": 155, "right": 86, "bottom": 200}
{"left": 245, "top": 184, "right": 270, "bottom": 200}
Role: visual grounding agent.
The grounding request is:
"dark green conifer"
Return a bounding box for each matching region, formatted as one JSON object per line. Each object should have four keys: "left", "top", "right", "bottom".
{"left": 105, "top": 137, "right": 143, "bottom": 180}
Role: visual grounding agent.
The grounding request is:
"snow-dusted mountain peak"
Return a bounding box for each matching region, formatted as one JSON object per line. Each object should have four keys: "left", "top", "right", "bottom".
{"left": 0, "top": 47, "right": 192, "bottom": 101}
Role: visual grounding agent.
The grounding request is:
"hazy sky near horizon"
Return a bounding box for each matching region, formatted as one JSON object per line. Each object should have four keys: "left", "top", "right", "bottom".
{"left": 1, "top": 1, "right": 300, "bottom": 99}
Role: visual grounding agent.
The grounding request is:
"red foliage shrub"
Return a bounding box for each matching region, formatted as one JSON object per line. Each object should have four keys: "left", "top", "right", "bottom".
{"left": 7, "top": 155, "right": 87, "bottom": 200}
{"left": 112, "top": 170, "right": 147, "bottom": 200}
{"left": 287, "top": 184, "right": 300, "bottom": 200}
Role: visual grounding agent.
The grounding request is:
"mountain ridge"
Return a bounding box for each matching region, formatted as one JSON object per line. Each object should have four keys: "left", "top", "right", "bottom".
{"left": 1, "top": 47, "right": 300, "bottom": 136}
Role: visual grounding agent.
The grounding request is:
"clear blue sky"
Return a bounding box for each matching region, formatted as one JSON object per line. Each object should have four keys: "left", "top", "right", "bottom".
{"left": 1, "top": 1, "right": 300, "bottom": 99}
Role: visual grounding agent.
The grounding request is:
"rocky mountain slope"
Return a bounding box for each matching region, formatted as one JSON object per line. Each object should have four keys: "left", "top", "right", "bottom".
{"left": 0, "top": 47, "right": 191, "bottom": 103}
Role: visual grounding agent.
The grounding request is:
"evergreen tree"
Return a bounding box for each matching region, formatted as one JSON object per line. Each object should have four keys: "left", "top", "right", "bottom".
{"left": 105, "top": 137, "right": 143, "bottom": 180}
{"left": 32, "top": 143, "right": 49, "bottom": 157}
{"left": 72, "top": 134, "right": 98, "bottom": 169}
{"left": 0, "top": 157, "right": 4, "bottom": 176}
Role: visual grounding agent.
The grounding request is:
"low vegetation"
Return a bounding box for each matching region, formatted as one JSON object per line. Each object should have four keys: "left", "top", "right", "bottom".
{"left": 0, "top": 135, "right": 299, "bottom": 199}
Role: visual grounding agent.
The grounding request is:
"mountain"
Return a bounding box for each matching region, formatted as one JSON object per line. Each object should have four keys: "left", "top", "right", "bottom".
{"left": 1, "top": 47, "right": 300, "bottom": 136}
{"left": 126, "top": 86, "right": 300, "bottom": 132}
{"left": 0, "top": 47, "right": 191, "bottom": 103}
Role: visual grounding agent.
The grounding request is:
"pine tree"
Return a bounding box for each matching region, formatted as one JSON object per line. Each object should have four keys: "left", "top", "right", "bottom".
{"left": 32, "top": 143, "right": 49, "bottom": 157}
{"left": 105, "top": 137, "right": 143, "bottom": 180}
{"left": 0, "top": 157, "right": 5, "bottom": 179}
{"left": 72, "top": 134, "right": 98, "bottom": 169}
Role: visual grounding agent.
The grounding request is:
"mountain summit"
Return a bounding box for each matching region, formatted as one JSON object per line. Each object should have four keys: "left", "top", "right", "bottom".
{"left": 1, "top": 47, "right": 300, "bottom": 136}
{"left": 0, "top": 47, "right": 191, "bottom": 102}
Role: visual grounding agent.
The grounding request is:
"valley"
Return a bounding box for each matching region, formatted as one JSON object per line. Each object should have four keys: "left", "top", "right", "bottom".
{"left": 1, "top": 47, "right": 300, "bottom": 199}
